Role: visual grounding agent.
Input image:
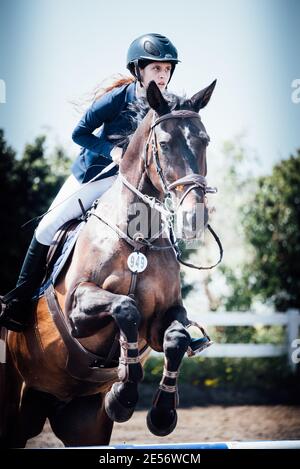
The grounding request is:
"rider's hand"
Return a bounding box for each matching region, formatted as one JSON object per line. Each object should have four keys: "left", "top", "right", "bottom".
{"left": 110, "top": 146, "right": 123, "bottom": 165}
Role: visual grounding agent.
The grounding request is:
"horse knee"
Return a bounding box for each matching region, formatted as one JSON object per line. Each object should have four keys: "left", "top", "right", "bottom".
{"left": 164, "top": 322, "right": 190, "bottom": 345}
{"left": 164, "top": 322, "right": 190, "bottom": 360}
{"left": 111, "top": 296, "right": 141, "bottom": 331}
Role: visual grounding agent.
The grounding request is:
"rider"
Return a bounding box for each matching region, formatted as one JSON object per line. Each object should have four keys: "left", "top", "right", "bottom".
{"left": 0, "top": 33, "right": 180, "bottom": 332}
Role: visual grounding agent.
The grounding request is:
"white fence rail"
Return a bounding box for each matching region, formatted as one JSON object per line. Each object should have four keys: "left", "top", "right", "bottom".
{"left": 197, "top": 309, "right": 300, "bottom": 371}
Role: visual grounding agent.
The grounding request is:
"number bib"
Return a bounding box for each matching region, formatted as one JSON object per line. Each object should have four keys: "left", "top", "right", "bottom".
{"left": 127, "top": 252, "right": 148, "bottom": 273}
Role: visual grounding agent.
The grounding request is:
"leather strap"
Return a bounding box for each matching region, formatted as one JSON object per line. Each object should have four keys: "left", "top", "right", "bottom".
{"left": 45, "top": 284, "right": 119, "bottom": 382}
{"left": 45, "top": 284, "right": 151, "bottom": 380}
{"left": 128, "top": 271, "right": 138, "bottom": 299}
{"left": 151, "top": 110, "right": 200, "bottom": 128}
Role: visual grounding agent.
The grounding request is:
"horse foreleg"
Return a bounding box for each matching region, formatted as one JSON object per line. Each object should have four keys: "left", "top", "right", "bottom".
{"left": 105, "top": 293, "right": 145, "bottom": 423}
{"left": 147, "top": 315, "right": 190, "bottom": 437}
{"left": 149, "top": 302, "right": 211, "bottom": 356}
{"left": 68, "top": 282, "right": 143, "bottom": 422}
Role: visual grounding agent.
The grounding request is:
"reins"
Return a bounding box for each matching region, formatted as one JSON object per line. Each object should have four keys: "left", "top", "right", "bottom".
{"left": 92, "top": 110, "right": 223, "bottom": 270}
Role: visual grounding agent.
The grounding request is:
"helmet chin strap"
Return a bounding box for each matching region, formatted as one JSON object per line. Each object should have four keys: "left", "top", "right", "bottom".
{"left": 134, "top": 60, "right": 143, "bottom": 87}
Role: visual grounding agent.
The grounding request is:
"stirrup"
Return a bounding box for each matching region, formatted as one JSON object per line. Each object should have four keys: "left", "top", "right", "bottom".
{"left": 186, "top": 321, "right": 213, "bottom": 357}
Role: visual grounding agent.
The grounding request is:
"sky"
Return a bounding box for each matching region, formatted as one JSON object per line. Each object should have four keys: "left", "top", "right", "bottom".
{"left": 0, "top": 0, "right": 299, "bottom": 176}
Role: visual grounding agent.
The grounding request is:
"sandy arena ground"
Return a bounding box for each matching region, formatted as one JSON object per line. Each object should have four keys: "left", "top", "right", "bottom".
{"left": 26, "top": 405, "right": 300, "bottom": 447}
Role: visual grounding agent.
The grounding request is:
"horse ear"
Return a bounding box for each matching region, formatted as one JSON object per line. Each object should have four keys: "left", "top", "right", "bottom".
{"left": 146, "top": 81, "right": 170, "bottom": 116}
{"left": 190, "top": 79, "right": 217, "bottom": 112}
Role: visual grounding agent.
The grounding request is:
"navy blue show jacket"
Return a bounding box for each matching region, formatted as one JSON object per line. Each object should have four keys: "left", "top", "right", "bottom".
{"left": 71, "top": 81, "right": 136, "bottom": 183}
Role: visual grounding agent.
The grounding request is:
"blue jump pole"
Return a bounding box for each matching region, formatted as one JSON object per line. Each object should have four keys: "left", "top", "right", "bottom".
{"left": 97, "top": 441, "right": 300, "bottom": 449}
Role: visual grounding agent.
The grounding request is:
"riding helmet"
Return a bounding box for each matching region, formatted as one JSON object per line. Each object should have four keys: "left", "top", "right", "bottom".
{"left": 127, "top": 33, "right": 180, "bottom": 83}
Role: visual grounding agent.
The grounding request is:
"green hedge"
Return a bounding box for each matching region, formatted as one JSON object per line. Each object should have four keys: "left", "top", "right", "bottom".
{"left": 143, "top": 355, "right": 299, "bottom": 391}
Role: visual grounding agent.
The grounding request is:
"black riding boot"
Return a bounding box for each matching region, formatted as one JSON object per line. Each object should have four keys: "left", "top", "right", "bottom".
{"left": 0, "top": 234, "right": 49, "bottom": 332}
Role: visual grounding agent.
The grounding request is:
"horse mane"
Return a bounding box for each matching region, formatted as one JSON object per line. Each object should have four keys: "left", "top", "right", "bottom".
{"left": 109, "top": 92, "right": 191, "bottom": 150}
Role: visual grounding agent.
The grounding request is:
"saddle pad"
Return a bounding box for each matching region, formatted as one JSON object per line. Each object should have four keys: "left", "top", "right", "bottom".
{"left": 37, "top": 221, "right": 85, "bottom": 297}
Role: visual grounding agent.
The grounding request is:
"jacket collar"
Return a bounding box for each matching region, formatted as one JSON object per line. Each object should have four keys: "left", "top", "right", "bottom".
{"left": 125, "top": 81, "right": 137, "bottom": 103}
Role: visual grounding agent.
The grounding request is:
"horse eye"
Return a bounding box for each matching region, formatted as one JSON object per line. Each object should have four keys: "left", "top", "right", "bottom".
{"left": 159, "top": 141, "right": 169, "bottom": 150}
{"left": 199, "top": 131, "right": 210, "bottom": 146}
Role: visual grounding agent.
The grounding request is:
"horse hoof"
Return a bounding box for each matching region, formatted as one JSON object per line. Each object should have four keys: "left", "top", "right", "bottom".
{"left": 146, "top": 407, "right": 178, "bottom": 436}
{"left": 104, "top": 383, "right": 136, "bottom": 423}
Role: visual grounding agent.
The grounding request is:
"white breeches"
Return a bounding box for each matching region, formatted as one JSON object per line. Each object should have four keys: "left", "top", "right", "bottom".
{"left": 35, "top": 174, "right": 117, "bottom": 245}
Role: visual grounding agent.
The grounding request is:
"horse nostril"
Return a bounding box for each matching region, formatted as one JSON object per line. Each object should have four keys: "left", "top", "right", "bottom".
{"left": 71, "top": 325, "right": 79, "bottom": 338}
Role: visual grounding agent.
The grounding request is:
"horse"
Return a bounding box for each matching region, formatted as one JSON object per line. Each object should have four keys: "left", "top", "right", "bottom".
{"left": 1, "top": 79, "right": 217, "bottom": 447}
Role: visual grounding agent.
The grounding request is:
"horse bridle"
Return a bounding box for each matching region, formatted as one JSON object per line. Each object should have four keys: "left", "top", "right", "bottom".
{"left": 144, "top": 110, "right": 217, "bottom": 205}
{"left": 120, "top": 110, "right": 217, "bottom": 214}
{"left": 118, "top": 109, "right": 223, "bottom": 270}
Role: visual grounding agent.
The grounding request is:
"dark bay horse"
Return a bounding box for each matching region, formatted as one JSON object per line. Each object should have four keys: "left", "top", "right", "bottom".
{"left": 2, "top": 79, "right": 217, "bottom": 447}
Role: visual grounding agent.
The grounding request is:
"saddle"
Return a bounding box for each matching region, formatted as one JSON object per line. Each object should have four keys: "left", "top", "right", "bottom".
{"left": 38, "top": 219, "right": 84, "bottom": 296}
